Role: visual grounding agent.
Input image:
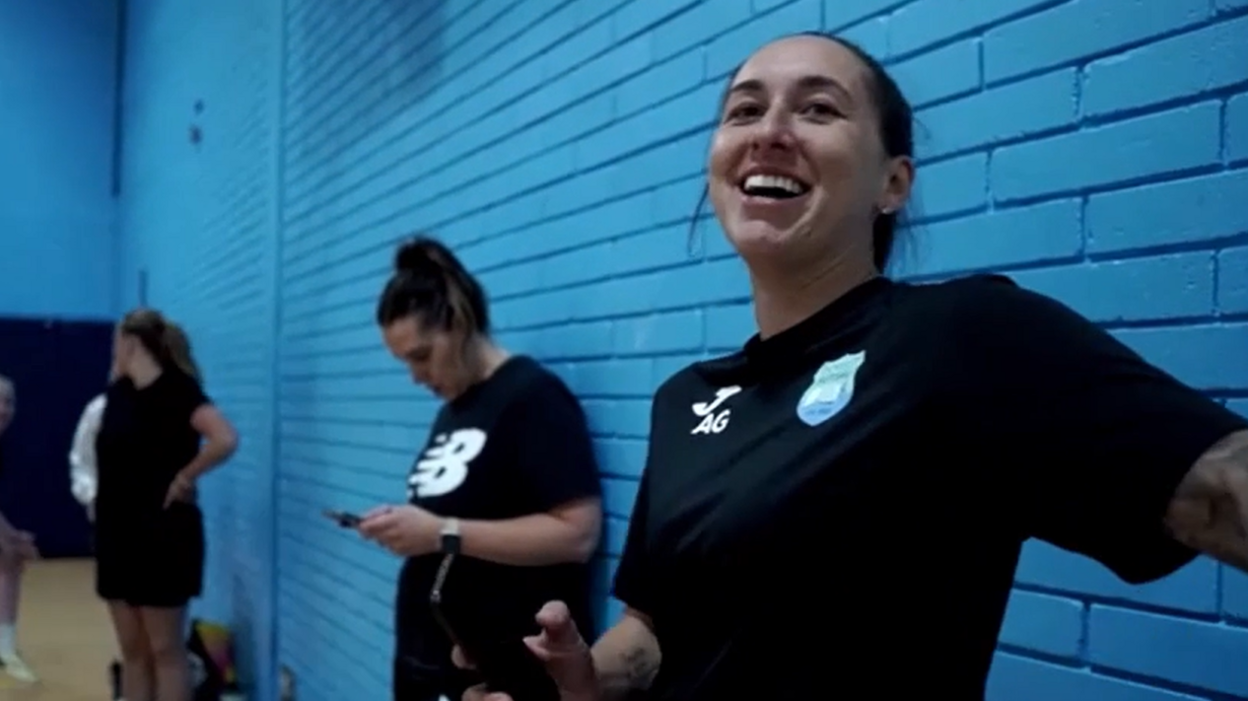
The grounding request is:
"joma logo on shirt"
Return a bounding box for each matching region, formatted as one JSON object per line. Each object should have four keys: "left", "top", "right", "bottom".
{"left": 690, "top": 386, "right": 741, "bottom": 435}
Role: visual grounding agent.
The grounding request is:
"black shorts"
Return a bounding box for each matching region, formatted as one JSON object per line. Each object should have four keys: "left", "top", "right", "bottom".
{"left": 95, "top": 502, "right": 205, "bottom": 608}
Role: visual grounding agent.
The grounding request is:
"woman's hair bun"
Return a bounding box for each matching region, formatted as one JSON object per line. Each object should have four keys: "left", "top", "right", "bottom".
{"left": 394, "top": 236, "right": 443, "bottom": 275}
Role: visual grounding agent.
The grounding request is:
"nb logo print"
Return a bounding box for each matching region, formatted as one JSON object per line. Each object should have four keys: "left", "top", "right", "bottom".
{"left": 690, "top": 386, "right": 742, "bottom": 435}
{"left": 408, "top": 428, "right": 487, "bottom": 499}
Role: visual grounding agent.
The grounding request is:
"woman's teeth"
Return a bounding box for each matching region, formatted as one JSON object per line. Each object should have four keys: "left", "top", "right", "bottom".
{"left": 741, "top": 174, "right": 809, "bottom": 199}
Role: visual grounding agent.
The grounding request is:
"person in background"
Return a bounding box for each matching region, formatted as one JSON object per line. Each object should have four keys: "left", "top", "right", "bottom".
{"left": 69, "top": 365, "right": 118, "bottom": 522}
{"left": 358, "top": 236, "right": 603, "bottom": 701}
{"left": 458, "top": 32, "right": 1248, "bottom": 701}
{"left": 0, "top": 375, "right": 38, "bottom": 683}
{"left": 95, "top": 310, "right": 239, "bottom": 701}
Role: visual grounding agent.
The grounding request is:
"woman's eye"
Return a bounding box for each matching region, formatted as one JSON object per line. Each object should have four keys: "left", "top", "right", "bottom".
{"left": 802, "top": 102, "right": 840, "bottom": 117}
{"left": 725, "top": 103, "right": 763, "bottom": 122}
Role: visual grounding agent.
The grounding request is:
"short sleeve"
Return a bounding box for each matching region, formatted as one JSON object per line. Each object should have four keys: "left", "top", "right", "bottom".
{"left": 610, "top": 469, "right": 653, "bottom": 616}
{"left": 507, "top": 375, "right": 602, "bottom": 511}
{"left": 955, "top": 277, "right": 1248, "bottom": 583}
{"left": 168, "top": 371, "right": 210, "bottom": 422}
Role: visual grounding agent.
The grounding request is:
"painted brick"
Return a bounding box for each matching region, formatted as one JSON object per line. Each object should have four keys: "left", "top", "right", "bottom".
{"left": 1218, "top": 246, "right": 1248, "bottom": 314}
{"left": 752, "top": 0, "right": 792, "bottom": 13}
{"left": 1086, "top": 168, "right": 1248, "bottom": 255}
{"left": 990, "top": 102, "right": 1222, "bottom": 203}
{"left": 982, "top": 0, "right": 1210, "bottom": 84}
{"left": 1015, "top": 541, "right": 1219, "bottom": 616}
{"left": 914, "top": 68, "right": 1079, "bottom": 160}
{"left": 1228, "top": 568, "right": 1248, "bottom": 622}
{"left": 1228, "top": 92, "right": 1248, "bottom": 165}
{"left": 651, "top": 1, "right": 753, "bottom": 64}
{"left": 836, "top": 16, "right": 889, "bottom": 59}
{"left": 823, "top": 0, "right": 904, "bottom": 32}
{"left": 612, "top": 0, "right": 703, "bottom": 43}
{"left": 1010, "top": 252, "right": 1216, "bottom": 323}
{"left": 988, "top": 653, "right": 1207, "bottom": 701}
{"left": 889, "top": 38, "right": 981, "bottom": 108}
{"left": 114, "top": 1, "right": 1248, "bottom": 699}
{"left": 1089, "top": 605, "right": 1248, "bottom": 696}
{"left": 705, "top": 0, "right": 822, "bottom": 79}
{"left": 706, "top": 303, "right": 755, "bottom": 351}
{"left": 1081, "top": 16, "right": 1248, "bottom": 119}
{"left": 887, "top": 0, "right": 1053, "bottom": 57}
{"left": 913, "top": 152, "right": 988, "bottom": 219}
{"left": 911, "top": 198, "right": 1083, "bottom": 277}
{"left": 997, "top": 590, "right": 1084, "bottom": 659}
{"left": 1113, "top": 323, "right": 1248, "bottom": 389}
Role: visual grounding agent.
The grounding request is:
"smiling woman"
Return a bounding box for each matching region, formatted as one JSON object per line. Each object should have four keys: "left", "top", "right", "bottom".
{"left": 457, "top": 32, "right": 1248, "bottom": 701}
{"left": 693, "top": 32, "right": 913, "bottom": 288}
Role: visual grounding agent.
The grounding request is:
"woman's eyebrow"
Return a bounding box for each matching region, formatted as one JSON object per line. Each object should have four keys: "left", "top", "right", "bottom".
{"left": 726, "top": 74, "right": 854, "bottom": 104}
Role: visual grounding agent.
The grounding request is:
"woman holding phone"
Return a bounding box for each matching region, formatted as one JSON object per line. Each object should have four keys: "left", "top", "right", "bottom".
{"left": 358, "top": 235, "right": 603, "bottom": 701}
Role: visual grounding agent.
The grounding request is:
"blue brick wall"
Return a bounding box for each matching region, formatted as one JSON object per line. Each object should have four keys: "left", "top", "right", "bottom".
{"left": 116, "top": 1, "right": 1247, "bottom": 700}
{"left": 115, "top": 0, "right": 281, "bottom": 695}
{"left": 0, "top": 0, "right": 118, "bottom": 319}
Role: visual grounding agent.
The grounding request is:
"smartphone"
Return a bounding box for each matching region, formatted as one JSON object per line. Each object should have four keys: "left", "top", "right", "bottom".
{"left": 323, "top": 509, "right": 362, "bottom": 528}
{"left": 429, "top": 554, "right": 560, "bottom": 701}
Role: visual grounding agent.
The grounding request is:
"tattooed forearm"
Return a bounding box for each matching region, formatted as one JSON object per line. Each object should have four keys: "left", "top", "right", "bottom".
{"left": 592, "top": 611, "right": 662, "bottom": 701}
{"left": 1165, "top": 430, "right": 1248, "bottom": 572}
{"left": 622, "top": 645, "right": 659, "bottom": 689}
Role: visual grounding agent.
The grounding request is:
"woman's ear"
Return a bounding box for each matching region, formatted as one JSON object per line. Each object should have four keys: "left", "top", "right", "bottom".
{"left": 878, "top": 155, "right": 915, "bottom": 215}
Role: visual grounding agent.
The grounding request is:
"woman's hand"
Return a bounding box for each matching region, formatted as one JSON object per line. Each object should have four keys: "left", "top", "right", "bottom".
{"left": 13, "top": 532, "right": 38, "bottom": 560}
{"left": 458, "top": 601, "right": 600, "bottom": 701}
{"left": 0, "top": 531, "right": 38, "bottom": 562}
{"left": 163, "top": 471, "right": 197, "bottom": 509}
{"left": 358, "top": 504, "right": 442, "bottom": 557}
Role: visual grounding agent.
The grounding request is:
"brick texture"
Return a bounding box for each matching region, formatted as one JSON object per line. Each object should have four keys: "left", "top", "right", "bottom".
{"left": 115, "top": 1, "right": 1248, "bottom": 700}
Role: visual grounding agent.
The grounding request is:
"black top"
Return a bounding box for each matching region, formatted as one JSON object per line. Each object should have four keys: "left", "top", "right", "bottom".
{"left": 614, "top": 275, "right": 1247, "bottom": 700}
{"left": 95, "top": 370, "right": 209, "bottom": 526}
{"left": 394, "top": 355, "right": 602, "bottom": 686}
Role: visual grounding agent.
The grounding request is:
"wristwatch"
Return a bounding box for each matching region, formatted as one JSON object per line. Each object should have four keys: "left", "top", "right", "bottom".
{"left": 439, "top": 517, "right": 461, "bottom": 555}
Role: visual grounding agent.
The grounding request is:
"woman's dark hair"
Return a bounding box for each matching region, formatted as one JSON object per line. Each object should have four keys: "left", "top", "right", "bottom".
{"left": 375, "top": 235, "right": 490, "bottom": 335}
{"left": 691, "top": 32, "right": 914, "bottom": 272}
{"left": 119, "top": 308, "right": 202, "bottom": 382}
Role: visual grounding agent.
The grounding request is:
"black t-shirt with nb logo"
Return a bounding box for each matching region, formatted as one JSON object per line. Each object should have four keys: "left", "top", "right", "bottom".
{"left": 614, "top": 275, "right": 1247, "bottom": 700}
{"left": 393, "top": 355, "right": 601, "bottom": 689}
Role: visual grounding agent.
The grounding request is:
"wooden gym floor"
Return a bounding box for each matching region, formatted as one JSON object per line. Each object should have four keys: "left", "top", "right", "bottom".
{"left": 0, "top": 559, "right": 116, "bottom": 701}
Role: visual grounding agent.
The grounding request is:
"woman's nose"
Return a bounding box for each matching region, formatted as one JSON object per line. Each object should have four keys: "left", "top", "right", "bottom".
{"left": 752, "top": 110, "right": 795, "bottom": 151}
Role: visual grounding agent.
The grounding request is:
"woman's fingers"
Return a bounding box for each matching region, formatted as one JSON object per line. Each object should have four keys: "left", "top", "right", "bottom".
{"left": 451, "top": 645, "right": 475, "bottom": 670}
{"left": 461, "top": 683, "right": 513, "bottom": 701}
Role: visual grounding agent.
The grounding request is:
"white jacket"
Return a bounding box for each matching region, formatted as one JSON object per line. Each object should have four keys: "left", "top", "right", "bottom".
{"left": 69, "top": 394, "right": 106, "bottom": 507}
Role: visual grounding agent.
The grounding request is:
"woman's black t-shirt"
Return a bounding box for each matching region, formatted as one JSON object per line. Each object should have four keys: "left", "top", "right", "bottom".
{"left": 393, "top": 355, "right": 602, "bottom": 689}
{"left": 614, "top": 274, "right": 1248, "bottom": 700}
{"left": 95, "top": 370, "right": 208, "bottom": 526}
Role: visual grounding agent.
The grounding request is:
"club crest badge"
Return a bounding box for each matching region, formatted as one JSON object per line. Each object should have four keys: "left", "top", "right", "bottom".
{"left": 796, "top": 351, "right": 865, "bottom": 427}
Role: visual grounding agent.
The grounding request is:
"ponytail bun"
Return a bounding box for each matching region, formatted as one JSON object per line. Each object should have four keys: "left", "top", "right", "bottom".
{"left": 377, "top": 234, "right": 491, "bottom": 334}
{"left": 394, "top": 237, "right": 447, "bottom": 277}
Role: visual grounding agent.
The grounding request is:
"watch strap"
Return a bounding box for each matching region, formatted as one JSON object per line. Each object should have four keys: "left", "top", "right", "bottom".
{"left": 439, "top": 517, "right": 461, "bottom": 554}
